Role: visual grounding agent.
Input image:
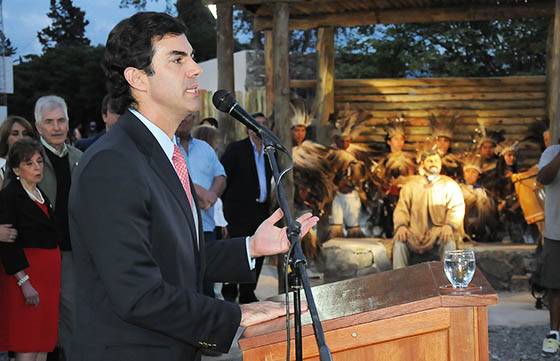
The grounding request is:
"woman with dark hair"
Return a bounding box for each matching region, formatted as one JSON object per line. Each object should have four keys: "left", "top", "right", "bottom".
{"left": 0, "top": 116, "right": 36, "bottom": 186}
{"left": 0, "top": 139, "right": 61, "bottom": 361}
{"left": 495, "top": 140, "right": 526, "bottom": 243}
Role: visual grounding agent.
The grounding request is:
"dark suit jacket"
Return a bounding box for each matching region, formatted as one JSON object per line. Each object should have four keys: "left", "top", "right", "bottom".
{"left": 68, "top": 111, "right": 255, "bottom": 361}
{"left": 221, "top": 137, "right": 272, "bottom": 234}
{"left": 0, "top": 180, "right": 58, "bottom": 274}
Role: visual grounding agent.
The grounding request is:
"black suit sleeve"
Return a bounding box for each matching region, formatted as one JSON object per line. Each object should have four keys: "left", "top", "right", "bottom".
{"left": 220, "top": 142, "right": 237, "bottom": 185}
{"left": 0, "top": 189, "right": 29, "bottom": 275}
{"left": 70, "top": 150, "right": 242, "bottom": 353}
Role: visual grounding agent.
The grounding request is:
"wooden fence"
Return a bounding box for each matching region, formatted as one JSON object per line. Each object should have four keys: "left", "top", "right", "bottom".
{"left": 332, "top": 76, "right": 546, "bottom": 164}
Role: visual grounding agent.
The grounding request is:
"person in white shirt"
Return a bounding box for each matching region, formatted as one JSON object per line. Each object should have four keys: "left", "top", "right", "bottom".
{"left": 537, "top": 144, "right": 560, "bottom": 356}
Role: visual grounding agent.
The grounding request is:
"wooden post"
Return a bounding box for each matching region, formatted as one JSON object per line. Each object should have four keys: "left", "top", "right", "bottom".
{"left": 216, "top": 1, "right": 241, "bottom": 147}
{"left": 548, "top": 0, "right": 560, "bottom": 145}
{"left": 264, "top": 30, "right": 274, "bottom": 118}
{"left": 273, "top": 1, "right": 292, "bottom": 294}
{"left": 313, "top": 26, "right": 335, "bottom": 145}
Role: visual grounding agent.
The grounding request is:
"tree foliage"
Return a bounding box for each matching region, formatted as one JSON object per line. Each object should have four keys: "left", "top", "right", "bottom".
{"left": 7, "top": 46, "right": 106, "bottom": 130}
{"left": 0, "top": 31, "right": 17, "bottom": 57}
{"left": 334, "top": 18, "right": 548, "bottom": 79}
{"left": 37, "top": 0, "right": 90, "bottom": 52}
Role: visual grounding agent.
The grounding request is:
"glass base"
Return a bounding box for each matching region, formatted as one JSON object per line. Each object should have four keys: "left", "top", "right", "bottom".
{"left": 439, "top": 284, "right": 483, "bottom": 294}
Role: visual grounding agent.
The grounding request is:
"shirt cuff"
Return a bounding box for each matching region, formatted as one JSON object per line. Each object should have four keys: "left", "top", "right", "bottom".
{"left": 245, "top": 237, "right": 256, "bottom": 270}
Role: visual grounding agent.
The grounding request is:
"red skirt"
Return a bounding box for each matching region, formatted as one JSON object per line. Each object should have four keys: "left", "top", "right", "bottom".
{"left": 0, "top": 248, "right": 61, "bottom": 352}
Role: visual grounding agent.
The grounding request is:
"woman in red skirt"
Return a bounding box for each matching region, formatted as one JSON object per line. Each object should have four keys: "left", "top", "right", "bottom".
{"left": 0, "top": 139, "right": 61, "bottom": 361}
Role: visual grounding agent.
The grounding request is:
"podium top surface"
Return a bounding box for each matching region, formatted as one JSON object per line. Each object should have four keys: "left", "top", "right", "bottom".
{"left": 240, "top": 261, "right": 497, "bottom": 350}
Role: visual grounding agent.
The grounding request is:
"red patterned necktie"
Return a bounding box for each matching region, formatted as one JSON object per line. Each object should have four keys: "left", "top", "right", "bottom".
{"left": 172, "top": 145, "right": 194, "bottom": 207}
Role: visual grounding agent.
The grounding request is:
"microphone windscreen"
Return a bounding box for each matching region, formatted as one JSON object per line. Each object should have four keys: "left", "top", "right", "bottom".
{"left": 212, "top": 90, "right": 236, "bottom": 113}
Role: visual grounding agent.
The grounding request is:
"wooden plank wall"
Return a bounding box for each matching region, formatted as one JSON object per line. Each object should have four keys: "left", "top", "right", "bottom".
{"left": 334, "top": 76, "right": 546, "bottom": 165}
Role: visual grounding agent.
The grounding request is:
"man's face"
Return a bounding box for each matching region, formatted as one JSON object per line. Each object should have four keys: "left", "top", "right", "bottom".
{"left": 176, "top": 113, "right": 196, "bottom": 139}
{"left": 387, "top": 134, "right": 405, "bottom": 153}
{"left": 145, "top": 34, "right": 202, "bottom": 117}
{"left": 248, "top": 116, "right": 268, "bottom": 143}
{"left": 479, "top": 141, "right": 495, "bottom": 160}
{"left": 463, "top": 168, "right": 480, "bottom": 186}
{"left": 436, "top": 136, "right": 451, "bottom": 155}
{"left": 291, "top": 125, "right": 306, "bottom": 146}
{"left": 36, "top": 106, "right": 69, "bottom": 148}
{"left": 334, "top": 135, "right": 351, "bottom": 150}
{"left": 544, "top": 130, "right": 551, "bottom": 148}
{"left": 421, "top": 154, "right": 442, "bottom": 176}
{"left": 103, "top": 110, "right": 120, "bottom": 131}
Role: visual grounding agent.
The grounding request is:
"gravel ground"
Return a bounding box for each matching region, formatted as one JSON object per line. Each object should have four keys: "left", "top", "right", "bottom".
{"left": 489, "top": 325, "right": 557, "bottom": 361}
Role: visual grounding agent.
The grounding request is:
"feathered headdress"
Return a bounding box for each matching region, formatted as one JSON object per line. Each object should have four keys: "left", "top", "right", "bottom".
{"left": 429, "top": 112, "right": 460, "bottom": 140}
{"left": 496, "top": 139, "right": 520, "bottom": 156}
{"left": 461, "top": 152, "right": 482, "bottom": 173}
{"left": 384, "top": 114, "right": 407, "bottom": 139}
{"left": 473, "top": 120, "right": 505, "bottom": 149}
{"left": 333, "top": 104, "right": 375, "bottom": 139}
{"left": 289, "top": 96, "right": 313, "bottom": 128}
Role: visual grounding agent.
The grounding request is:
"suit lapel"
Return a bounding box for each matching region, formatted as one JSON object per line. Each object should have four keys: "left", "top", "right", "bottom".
{"left": 121, "top": 111, "right": 200, "bottom": 255}
{"left": 14, "top": 182, "right": 54, "bottom": 228}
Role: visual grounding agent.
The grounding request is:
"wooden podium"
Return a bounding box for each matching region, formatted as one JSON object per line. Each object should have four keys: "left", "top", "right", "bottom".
{"left": 239, "top": 262, "right": 497, "bottom": 361}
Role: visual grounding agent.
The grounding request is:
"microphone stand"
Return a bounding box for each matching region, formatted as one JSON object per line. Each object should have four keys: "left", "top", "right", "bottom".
{"left": 260, "top": 131, "right": 332, "bottom": 361}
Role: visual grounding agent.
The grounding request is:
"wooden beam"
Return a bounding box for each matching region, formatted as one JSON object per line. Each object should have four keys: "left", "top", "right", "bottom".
{"left": 254, "top": 3, "right": 554, "bottom": 31}
{"left": 272, "top": 1, "right": 294, "bottom": 204}
{"left": 203, "top": 0, "right": 337, "bottom": 4}
{"left": 314, "top": 27, "right": 335, "bottom": 145}
{"left": 549, "top": 0, "right": 560, "bottom": 144}
{"left": 216, "top": 2, "right": 241, "bottom": 145}
{"left": 264, "top": 30, "right": 274, "bottom": 118}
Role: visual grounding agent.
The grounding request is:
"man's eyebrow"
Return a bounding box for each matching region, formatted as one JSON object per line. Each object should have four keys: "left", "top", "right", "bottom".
{"left": 168, "top": 50, "right": 190, "bottom": 57}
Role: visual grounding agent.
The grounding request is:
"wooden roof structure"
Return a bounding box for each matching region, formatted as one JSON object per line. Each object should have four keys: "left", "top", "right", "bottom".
{"left": 242, "top": 0, "right": 554, "bottom": 30}
{"left": 204, "top": 0, "right": 560, "bottom": 148}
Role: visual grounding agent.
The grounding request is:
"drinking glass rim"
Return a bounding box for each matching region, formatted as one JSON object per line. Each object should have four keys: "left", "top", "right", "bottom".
{"left": 445, "top": 249, "right": 475, "bottom": 256}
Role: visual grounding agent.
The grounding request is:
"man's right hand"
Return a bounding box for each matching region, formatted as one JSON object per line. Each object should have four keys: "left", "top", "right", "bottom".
{"left": 393, "top": 226, "right": 410, "bottom": 243}
{"left": 239, "top": 300, "right": 308, "bottom": 327}
{"left": 21, "top": 282, "right": 40, "bottom": 306}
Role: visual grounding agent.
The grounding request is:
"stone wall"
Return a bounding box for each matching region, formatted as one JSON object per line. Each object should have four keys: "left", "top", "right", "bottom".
{"left": 314, "top": 238, "right": 537, "bottom": 291}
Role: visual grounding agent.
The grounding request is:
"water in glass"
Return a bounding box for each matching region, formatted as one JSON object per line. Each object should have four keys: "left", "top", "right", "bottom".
{"left": 444, "top": 250, "right": 476, "bottom": 288}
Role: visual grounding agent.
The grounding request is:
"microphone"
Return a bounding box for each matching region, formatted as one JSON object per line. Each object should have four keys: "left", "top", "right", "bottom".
{"left": 212, "top": 90, "right": 288, "bottom": 153}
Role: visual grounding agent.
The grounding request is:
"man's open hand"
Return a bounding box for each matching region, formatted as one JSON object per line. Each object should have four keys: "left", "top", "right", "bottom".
{"left": 249, "top": 209, "right": 319, "bottom": 258}
{"left": 240, "top": 300, "right": 308, "bottom": 327}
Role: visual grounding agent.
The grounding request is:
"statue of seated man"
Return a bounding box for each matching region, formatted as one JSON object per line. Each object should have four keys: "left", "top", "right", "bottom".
{"left": 392, "top": 149, "right": 465, "bottom": 269}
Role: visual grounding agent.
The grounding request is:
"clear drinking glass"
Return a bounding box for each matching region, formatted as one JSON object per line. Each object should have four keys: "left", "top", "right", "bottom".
{"left": 444, "top": 249, "right": 476, "bottom": 288}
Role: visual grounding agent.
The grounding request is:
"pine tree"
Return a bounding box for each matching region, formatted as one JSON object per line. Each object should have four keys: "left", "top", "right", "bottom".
{"left": 0, "top": 31, "right": 16, "bottom": 57}
{"left": 37, "top": 0, "right": 90, "bottom": 52}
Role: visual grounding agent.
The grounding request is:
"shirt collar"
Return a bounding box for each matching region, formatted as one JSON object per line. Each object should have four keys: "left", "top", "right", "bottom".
{"left": 41, "top": 137, "right": 68, "bottom": 157}
{"left": 249, "top": 137, "right": 263, "bottom": 155}
{"left": 129, "top": 108, "right": 175, "bottom": 162}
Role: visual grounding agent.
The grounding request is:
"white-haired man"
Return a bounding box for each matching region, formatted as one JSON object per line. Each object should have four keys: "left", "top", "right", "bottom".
{"left": 392, "top": 149, "right": 465, "bottom": 269}
{"left": 35, "top": 95, "right": 82, "bottom": 360}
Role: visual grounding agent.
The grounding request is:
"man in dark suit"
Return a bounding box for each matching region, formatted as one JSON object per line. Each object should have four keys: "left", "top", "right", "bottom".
{"left": 68, "top": 12, "right": 317, "bottom": 361}
{"left": 221, "top": 113, "right": 272, "bottom": 304}
{"left": 75, "top": 95, "right": 121, "bottom": 152}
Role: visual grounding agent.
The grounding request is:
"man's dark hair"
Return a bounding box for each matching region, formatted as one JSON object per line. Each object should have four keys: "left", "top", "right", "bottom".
{"left": 251, "top": 112, "right": 265, "bottom": 119}
{"left": 101, "top": 94, "right": 119, "bottom": 116}
{"left": 7, "top": 138, "right": 44, "bottom": 170}
{"left": 200, "top": 117, "right": 218, "bottom": 128}
{"left": 102, "top": 12, "right": 188, "bottom": 114}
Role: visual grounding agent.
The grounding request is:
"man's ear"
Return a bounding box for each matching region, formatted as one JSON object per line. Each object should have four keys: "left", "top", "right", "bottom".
{"left": 124, "top": 67, "right": 148, "bottom": 92}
